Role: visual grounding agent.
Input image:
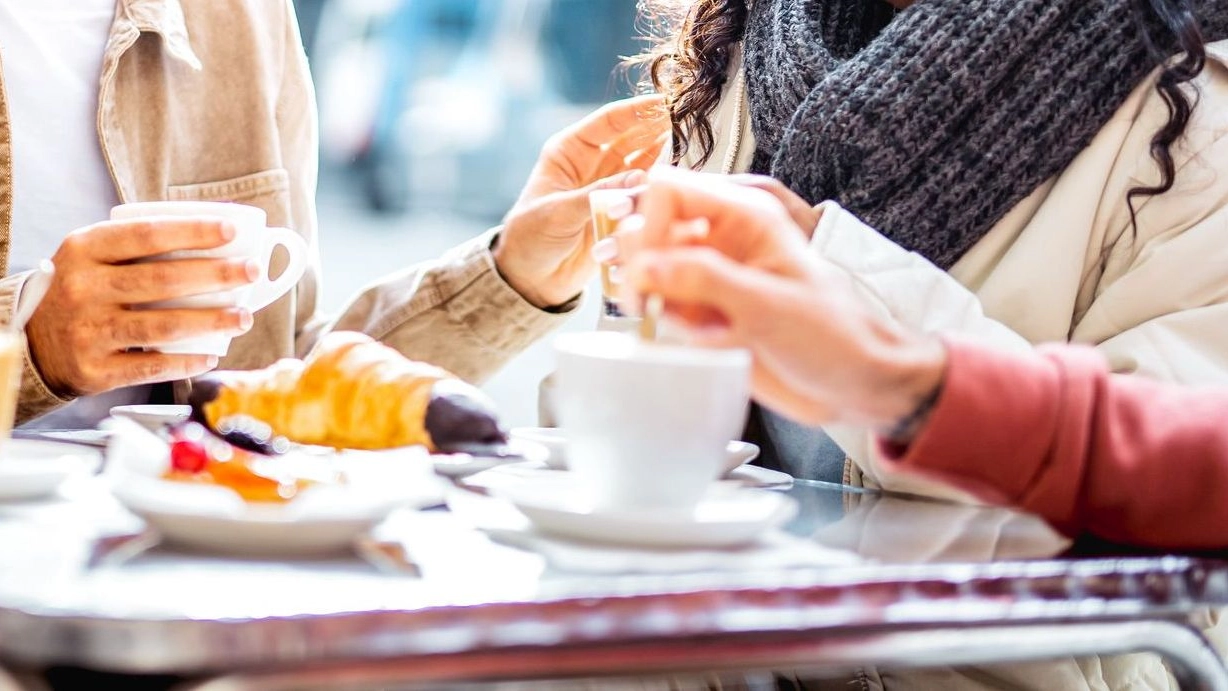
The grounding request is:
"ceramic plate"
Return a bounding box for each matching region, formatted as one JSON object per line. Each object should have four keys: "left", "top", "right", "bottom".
{"left": 127, "top": 504, "right": 398, "bottom": 558}
{"left": 430, "top": 437, "right": 550, "bottom": 478}
{"left": 725, "top": 463, "right": 794, "bottom": 490}
{"left": 508, "top": 427, "right": 760, "bottom": 476}
{"left": 0, "top": 439, "right": 101, "bottom": 501}
{"left": 494, "top": 474, "right": 798, "bottom": 549}
{"left": 106, "top": 419, "right": 443, "bottom": 557}
{"left": 109, "top": 404, "right": 192, "bottom": 431}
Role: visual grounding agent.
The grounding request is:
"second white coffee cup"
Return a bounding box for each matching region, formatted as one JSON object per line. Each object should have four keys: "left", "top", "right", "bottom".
{"left": 554, "top": 331, "right": 752, "bottom": 512}
{"left": 109, "top": 201, "right": 309, "bottom": 357}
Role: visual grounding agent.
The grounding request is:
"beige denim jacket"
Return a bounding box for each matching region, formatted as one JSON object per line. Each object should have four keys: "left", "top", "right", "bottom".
{"left": 0, "top": 0, "right": 571, "bottom": 424}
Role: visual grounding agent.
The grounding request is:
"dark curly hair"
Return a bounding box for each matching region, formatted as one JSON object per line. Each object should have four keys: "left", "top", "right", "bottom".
{"left": 634, "top": 0, "right": 1207, "bottom": 216}
{"left": 637, "top": 0, "right": 748, "bottom": 167}
{"left": 1126, "top": 0, "right": 1207, "bottom": 223}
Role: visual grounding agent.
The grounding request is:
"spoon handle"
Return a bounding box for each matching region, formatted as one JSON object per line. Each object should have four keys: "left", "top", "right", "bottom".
{"left": 639, "top": 293, "right": 663, "bottom": 342}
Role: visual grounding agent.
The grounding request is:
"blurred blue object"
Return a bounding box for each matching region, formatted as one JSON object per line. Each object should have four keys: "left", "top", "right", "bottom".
{"left": 308, "top": 0, "right": 643, "bottom": 218}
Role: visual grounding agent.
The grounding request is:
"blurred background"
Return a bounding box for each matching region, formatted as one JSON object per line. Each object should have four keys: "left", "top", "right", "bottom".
{"left": 299, "top": 0, "right": 645, "bottom": 426}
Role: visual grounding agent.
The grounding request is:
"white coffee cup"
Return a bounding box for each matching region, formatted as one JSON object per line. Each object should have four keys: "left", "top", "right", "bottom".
{"left": 109, "top": 201, "right": 309, "bottom": 356}
{"left": 553, "top": 331, "right": 751, "bottom": 512}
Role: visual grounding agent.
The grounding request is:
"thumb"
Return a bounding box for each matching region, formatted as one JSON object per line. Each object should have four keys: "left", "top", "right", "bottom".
{"left": 586, "top": 168, "right": 647, "bottom": 194}
{"left": 552, "top": 168, "right": 646, "bottom": 221}
{"left": 524, "top": 169, "right": 648, "bottom": 240}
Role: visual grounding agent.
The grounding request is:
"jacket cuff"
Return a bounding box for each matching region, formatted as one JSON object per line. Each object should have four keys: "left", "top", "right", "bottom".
{"left": 873, "top": 336, "right": 1066, "bottom": 504}
{"left": 0, "top": 272, "right": 74, "bottom": 424}
{"left": 440, "top": 228, "right": 581, "bottom": 353}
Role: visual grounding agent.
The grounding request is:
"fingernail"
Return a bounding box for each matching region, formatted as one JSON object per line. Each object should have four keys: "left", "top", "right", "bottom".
{"left": 236, "top": 309, "right": 253, "bottom": 331}
{"left": 615, "top": 214, "right": 646, "bottom": 235}
{"left": 219, "top": 222, "right": 236, "bottom": 241}
{"left": 591, "top": 238, "right": 619, "bottom": 263}
{"left": 243, "top": 259, "right": 262, "bottom": 282}
{"left": 624, "top": 170, "right": 646, "bottom": 187}
{"left": 205, "top": 356, "right": 220, "bottom": 369}
{"left": 679, "top": 217, "right": 710, "bottom": 240}
{"left": 606, "top": 195, "right": 635, "bottom": 221}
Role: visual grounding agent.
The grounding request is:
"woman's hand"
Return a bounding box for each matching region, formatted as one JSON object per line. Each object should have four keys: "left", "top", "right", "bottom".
{"left": 494, "top": 95, "right": 668, "bottom": 309}
{"left": 26, "top": 219, "right": 257, "bottom": 397}
{"left": 617, "top": 167, "right": 946, "bottom": 431}
{"left": 726, "top": 174, "right": 823, "bottom": 239}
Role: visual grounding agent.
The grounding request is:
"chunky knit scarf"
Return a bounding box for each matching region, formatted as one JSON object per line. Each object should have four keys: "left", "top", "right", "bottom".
{"left": 743, "top": 0, "right": 1228, "bottom": 270}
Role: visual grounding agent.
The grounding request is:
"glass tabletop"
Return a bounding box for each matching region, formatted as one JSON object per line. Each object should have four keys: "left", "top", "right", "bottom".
{"left": 1, "top": 471, "right": 1225, "bottom": 685}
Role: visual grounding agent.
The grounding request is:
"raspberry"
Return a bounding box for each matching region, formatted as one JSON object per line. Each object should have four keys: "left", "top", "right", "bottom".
{"left": 170, "top": 437, "right": 209, "bottom": 474}
{"left": 169, "top": 422, "right": 212, "bottom": 473}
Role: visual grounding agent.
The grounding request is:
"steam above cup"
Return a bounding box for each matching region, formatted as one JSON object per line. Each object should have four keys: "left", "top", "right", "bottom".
{"left": 109, "top": 201, "right": 309, "bottom": 357}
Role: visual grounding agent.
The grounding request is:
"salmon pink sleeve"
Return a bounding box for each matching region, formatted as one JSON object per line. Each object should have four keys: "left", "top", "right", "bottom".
{"left": 880, "top": 337, "right": 1228, "bottom": 549}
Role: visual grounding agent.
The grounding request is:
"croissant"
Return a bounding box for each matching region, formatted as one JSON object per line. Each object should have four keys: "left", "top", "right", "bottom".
{"left": 188, "top": 331, "right": 507, "bottom": 452}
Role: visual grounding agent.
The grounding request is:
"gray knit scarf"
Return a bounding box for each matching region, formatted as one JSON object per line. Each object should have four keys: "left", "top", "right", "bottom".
{"left": 743, "top": 0, "right": 1228, "bottom": 270}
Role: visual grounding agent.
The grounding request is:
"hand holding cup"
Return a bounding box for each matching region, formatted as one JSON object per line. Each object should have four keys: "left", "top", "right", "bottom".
{"left": 27, "top": 202, "right": 307, "bottom": 398}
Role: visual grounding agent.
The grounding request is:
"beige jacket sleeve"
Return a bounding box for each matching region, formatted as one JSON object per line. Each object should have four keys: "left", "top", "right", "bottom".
{"left": 3, "top": 272, "right": 71, "bottom": 423}
{"left": 275, "top": 0, "right": 573, "bottom": 384}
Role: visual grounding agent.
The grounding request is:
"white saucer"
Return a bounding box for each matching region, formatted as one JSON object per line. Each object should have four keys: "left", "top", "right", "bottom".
{"left": 725, "top": 463, "right": 794, "bottom": 490}
{"left": 0, "top": 439, "right": 100, "bottom": 501}
{"left": 495, "top": 475, "right": 798, "bottom": 549}
{"left": 508, "top": 427, "right": 760, "bottom": 476}
{"left": 109, "top": 404, "right": 191, "bottom": 431}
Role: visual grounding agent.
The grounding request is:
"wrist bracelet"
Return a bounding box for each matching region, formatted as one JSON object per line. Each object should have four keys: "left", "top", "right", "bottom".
{"left": 880, "top": 383, "right": 943, "bottom": 446}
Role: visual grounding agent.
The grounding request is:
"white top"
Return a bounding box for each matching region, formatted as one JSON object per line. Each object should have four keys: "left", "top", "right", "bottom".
{"left": 0, "top": 0, "right": 119, "bottom": 273}
{"left": 0, "top": 0, "right": 152, "bottom": 428}
{"left": 682, "top": 47, "right": 756, "bottom": 176}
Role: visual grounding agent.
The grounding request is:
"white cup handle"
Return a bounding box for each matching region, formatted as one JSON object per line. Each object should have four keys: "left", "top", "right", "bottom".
{"left": 246, "top": 227, "right": 309, "bottom": 312}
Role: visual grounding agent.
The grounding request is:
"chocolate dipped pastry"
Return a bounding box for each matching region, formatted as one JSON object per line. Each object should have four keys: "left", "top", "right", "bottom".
{"left": 189, "top": 332, "right": 507, "bottom": 453}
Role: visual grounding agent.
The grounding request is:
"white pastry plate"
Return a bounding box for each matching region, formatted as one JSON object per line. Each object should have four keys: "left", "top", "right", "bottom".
{"left": 105, "top": 419, "right": 444, "bottom": 557}
{"left": 489, "top": 473, "right": 798, "bottom": 549}
{"left": 0, "top": 439, "right": 101, "bottom": 501}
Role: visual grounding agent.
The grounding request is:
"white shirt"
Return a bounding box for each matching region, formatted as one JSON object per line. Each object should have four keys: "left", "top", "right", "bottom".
{"left": 0, "top": 0, "right": 151, "bottom": 428}
{"left": 0, "top": 0, "right": 119, "bottom": 273}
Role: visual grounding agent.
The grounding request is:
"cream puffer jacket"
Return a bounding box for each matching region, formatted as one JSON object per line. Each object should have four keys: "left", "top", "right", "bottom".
{"left": 689, "top": 39, "right": 1228, "bottom": 691}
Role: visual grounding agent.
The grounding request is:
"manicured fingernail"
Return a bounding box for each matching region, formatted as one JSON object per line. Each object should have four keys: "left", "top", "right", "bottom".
{"left": 677, "top": 217, "right": 710, "bottom": 240}
{"left": 591, "top": 238, "right": 619, "bottom": 263}
{"left": 624, "top": 170, "right": 646, "bottom": 187}
{"left": 606, "top": 195, "right": 635, "bottom": 220}
{"left": 206, "top": 356, "right": 220, "bottom": 369}
{"left": 243, "top": 260, "right": 261, "bottom": 282}
{"left": 615, "top": 214, "right": 646, "bottom": 236}
{"left": 236, "top": 309, "right": 253, "bottom": 331}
